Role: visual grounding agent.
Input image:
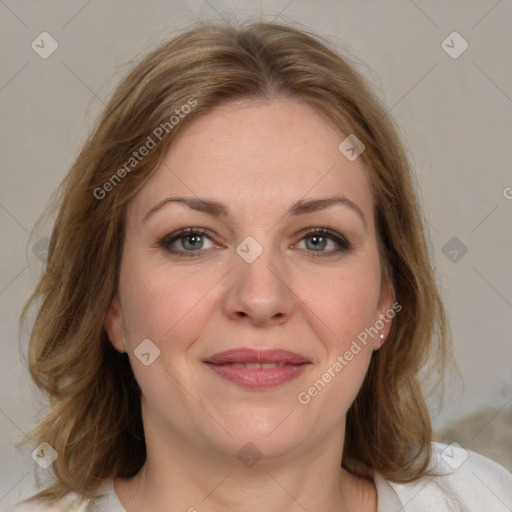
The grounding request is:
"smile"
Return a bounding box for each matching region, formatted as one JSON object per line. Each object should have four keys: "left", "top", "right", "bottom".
{"left": 203, "top": 348, "right": 311, "bottom": 389}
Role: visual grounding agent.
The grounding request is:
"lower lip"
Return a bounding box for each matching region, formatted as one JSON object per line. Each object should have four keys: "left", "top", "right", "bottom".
{"left": 205, "top": 363, "right": 309, "bottom": 389}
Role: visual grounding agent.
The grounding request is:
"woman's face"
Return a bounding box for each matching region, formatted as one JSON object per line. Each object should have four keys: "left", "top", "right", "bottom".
{"left": 105, "top": 97, "right": 393, "bottom": 461}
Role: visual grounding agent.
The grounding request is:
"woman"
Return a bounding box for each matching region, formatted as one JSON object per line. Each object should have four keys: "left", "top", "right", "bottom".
{"left": 14, "top": 21, "right": 512, "bottom": 511}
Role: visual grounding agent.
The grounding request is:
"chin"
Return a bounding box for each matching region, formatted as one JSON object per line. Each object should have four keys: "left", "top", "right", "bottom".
{"left": 209, "top": 409, "right": 311, "bottom": 460}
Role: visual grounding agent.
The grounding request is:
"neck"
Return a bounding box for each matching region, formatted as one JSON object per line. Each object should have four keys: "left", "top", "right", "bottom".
{"left": 114, "top": 405, "right": 376, "bottom": 512}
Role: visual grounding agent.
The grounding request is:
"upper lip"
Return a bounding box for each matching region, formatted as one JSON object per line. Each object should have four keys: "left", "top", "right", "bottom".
{"left": 204, "top": 349, "right": 310, "bottom": 365}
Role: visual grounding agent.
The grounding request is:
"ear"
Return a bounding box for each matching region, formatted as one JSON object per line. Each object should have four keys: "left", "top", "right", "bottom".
{"left": 104, "top": 294, "right": 127, "bottom": 354}
{"left": 373, "top": 275, "right": 396, "bottom": 350}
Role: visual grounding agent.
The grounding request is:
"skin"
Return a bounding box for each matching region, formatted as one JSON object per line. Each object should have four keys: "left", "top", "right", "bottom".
{"left": 104, "top": 97, "right": 394, "bottom": 512}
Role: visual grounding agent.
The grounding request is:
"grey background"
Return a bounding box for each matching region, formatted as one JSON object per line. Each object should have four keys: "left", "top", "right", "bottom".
{"left": 1, "top": 0, "right": 511, "bottom": 507}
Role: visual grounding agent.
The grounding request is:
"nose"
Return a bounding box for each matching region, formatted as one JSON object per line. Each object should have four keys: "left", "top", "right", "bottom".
{"left": 221, "top": 242, "right": 294, "bottom": 327}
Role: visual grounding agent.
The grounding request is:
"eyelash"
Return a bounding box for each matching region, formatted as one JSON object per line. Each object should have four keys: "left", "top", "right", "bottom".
{"left": 158, "top": 227, "right": 351, "bottom": 259}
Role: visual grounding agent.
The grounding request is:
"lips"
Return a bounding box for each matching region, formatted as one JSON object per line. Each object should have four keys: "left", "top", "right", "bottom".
{"left": 203, "top": 349, "right": 311, "bottom": 389}
{"left": 204, "top": 348, "right": 310, "bottom": 365}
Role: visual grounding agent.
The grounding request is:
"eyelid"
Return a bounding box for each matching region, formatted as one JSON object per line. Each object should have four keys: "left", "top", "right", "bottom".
{"left": 161, "top": 226, "right": 212, "bottom": 243}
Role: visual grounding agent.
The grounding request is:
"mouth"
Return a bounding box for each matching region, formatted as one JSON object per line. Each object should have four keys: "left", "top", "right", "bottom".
{"left": 203, "top": 349, "right": 311, "bottom": 389}
{"left": 225, "top": 362, "right": 291, "bottom": 369}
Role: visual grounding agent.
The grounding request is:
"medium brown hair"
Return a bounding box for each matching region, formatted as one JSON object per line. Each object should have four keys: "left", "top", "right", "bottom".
{"left": 20, "top": 20, "right": 449, "bottom": 506}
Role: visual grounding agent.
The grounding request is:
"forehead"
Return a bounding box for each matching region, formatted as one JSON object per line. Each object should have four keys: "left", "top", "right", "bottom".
{"left": 127, "top": 97, "right": 373, "bottom": 222}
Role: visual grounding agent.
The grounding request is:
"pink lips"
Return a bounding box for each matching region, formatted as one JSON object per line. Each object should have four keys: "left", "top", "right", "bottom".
{"left": 203, "top": 349, "right": 311, "bottom": 389}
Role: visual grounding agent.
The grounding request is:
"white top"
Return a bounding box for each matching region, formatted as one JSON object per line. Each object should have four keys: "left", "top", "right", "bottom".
{"left": 9, "top": 443, "right": 512, "bottom": 511}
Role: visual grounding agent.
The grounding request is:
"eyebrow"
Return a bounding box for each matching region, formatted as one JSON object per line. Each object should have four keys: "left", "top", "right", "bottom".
{"left": 143, "top": 195, "right": 367, "bottom": 229}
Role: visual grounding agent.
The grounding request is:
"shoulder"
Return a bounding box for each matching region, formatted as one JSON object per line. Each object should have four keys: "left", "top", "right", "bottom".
{"left": 7, "top": 496, "right": 88, "bottom": 512}
{"left": 380, "top": 442, "right": 512, "bottom": 511}
{"left": 7, "top": 500, "right": 83, "bottom": 512}
{"left": 6, "top": 483, "right": 116, "bottom": 512}
{"left": 7, "top": 480, "right": 120, "bottom": 512}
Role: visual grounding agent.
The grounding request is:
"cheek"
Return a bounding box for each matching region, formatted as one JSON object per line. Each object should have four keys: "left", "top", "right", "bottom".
{"left": 118, "top": 254, "right": 220, "bottom": 349}
{"left": 296, "top": 259, "right": 382, "bottom": 347}
{"left": 117, "top": 259, "right": 215, "bottom": 407}
{"left": 296, "top": 267, "right": 380, "bottom": 414}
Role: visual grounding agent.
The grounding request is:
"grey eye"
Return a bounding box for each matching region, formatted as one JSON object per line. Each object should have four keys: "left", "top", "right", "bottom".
{"left": 298, "top": 234, "right": 338, "bottom": 252}
{"left": 304, "top": 234, "right": 329, "bottom": 251}
{"left": 162, "top": 230, "right": 217, "bottom": 254}
{"left": 181, "top": 234, "right": 205, "bottom": 250}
